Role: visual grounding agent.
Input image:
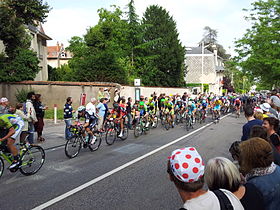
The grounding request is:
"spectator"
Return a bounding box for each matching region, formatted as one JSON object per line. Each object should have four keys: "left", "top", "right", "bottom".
{"left": 205, "top": 157, "right": 264, "bottom": 210}
{"left": 250, "top": 125, "right": 280, "bottom": 165}
{"left": 26, "top": 92, "right": 37, "bottom": 144}
{"left": 0, "top": 97, "right": 10, "bottom": 114}
{"left": 114, "top": 89, "right": 120, "bottom": 104}
{"left": 15, "top": 103, "right": 29, "bottom": 143}
{"left": 260, "top": 103, "right": 276, "bottom": 118}
{"left": 262, "top": 117, "right": 280, "bottom": 151}
{"left": 254, "top": 110, "right": 263, "bottom": 121}
{"left": 86, "top": 98, "right": 97, "bottom": 116}
{"left": 241, "top": 106, "right": 263, "bottom": 141}
{"left": 96, "top": 98, "right": 107, "bottom": 132}
{"left": 103, "top": 88, "right": 111, "bottom": 102}
{"left": 64, "top": 97, "right": 74, "bottom": 140}
{"left": 239, "top": 138, "right": 280, "bottom": 210}
{"left": 270, "top": 89, "right": 280, "bottom": 108}
{"left": 33, "top": 94, "right": 47, "bottom": 142}
{"left": 126, "top": 97, "right": 133, "bottom": 129}
{"left": 167, "top": 147, "right": 244, "bottom": 210}
{"left": 97, "top": 88, "right": 104, "bottom": 101}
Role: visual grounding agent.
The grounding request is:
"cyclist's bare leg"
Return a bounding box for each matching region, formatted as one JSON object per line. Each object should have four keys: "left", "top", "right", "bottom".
{"left": 7, "top": 138, "right": 18, "bottom": 157}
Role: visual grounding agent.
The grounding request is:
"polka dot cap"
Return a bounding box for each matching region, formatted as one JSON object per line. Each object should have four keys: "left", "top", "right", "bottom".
{"left": 168, "top": 147, "right": 204, "bottom": 183}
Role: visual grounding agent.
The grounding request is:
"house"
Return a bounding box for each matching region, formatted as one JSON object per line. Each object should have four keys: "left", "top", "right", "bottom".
{"left": 0, "top": 23, "right": 52, "bottom": 81}
{"left": 28, "top": 24, "right": 52, "bottom": 81}
{"left": 185, "top": 45, "right": 225, "bottom": 95}
{"left": 47, "top": 42, "right": 72, "bottom": 68}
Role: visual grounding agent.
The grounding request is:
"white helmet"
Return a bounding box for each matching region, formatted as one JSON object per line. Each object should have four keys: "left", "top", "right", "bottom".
{"left": 77, "top": 106, "right": 85, "bottom": 112}
{"left": 188, "top": 101, "right": 193, "bottom": 106}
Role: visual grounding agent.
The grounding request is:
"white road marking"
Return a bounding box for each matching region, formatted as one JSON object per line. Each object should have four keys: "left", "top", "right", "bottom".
{"left": 32, "top": 114, "right": 231, "bottom": 210}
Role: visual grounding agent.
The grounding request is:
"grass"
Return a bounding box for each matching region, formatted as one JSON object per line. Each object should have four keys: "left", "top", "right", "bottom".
{"left": 44, "top": 109, "right": 64, "bottom": 120}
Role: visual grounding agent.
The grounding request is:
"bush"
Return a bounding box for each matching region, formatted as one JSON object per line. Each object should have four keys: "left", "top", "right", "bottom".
{"left": 15, "top": 88, "right": 35, "bottom": 103}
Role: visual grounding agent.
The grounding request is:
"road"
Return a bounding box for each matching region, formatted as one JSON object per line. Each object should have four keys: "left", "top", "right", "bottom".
{"left": 0, "top": 114, "right": 246, "bottom": 210}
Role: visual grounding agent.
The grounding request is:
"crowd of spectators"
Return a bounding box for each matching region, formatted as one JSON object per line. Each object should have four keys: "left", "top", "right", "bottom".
{"left": 167, "top": 89, "right": 280, "bottom": 210}
{"left": 0, "top": 91, "right": 47, "bottom": 144}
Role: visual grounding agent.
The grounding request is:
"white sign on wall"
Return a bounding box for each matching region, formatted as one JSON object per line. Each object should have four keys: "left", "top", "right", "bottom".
{"left": 134, "top": 79, "right": 141, "bottom": 87}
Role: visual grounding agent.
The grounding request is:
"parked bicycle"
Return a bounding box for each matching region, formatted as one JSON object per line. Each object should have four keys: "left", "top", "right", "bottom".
{"left": 0, "top": 142, "right": 45, "bottom": 178}
{"left": 65, "top": 125, "right": 102, "bottom": 158}
{"left": 105, "top": 118, "right": 128, "bottom": 145}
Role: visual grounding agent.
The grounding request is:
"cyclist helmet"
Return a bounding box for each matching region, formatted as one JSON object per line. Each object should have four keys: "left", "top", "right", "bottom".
{"left": 202, "top": 100, "right": 206, "bottom": 103}
{"left": 113, "top": 103, "right": 119, "bottom": 109}
{"left": 77, "top": 106, "right": 85, "bottom": 112}
{"left": 139, "top": 101, "right": 145, "bottom": 106}
{"left": 188, "top": 101, "right": 193, "bottom": 106}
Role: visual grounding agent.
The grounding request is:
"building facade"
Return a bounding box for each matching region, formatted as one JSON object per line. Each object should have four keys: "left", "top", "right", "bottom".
{"left": 47, "top": 42, "right": 72, "bottom": 68}
{"left": 185, "top": 46, "right": 225, "bottom": 95}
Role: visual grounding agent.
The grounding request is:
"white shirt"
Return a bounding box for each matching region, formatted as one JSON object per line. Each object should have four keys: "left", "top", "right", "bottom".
{"left": 183, "top": 189, "right": 244, "bottom": 210}
{"left": 86, "top": 102, "right": 96, "bottom": 116}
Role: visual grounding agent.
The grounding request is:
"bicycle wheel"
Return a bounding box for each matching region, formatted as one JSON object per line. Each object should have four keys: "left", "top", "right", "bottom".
{"left": 0, "top": 157, "right": 4, "bottom": 178}
{"left": 89, "top": 135, "right": 102, "bottom": 151}
{"left": 186, "top": 116, "right": 190, "bottom": 131}
{"left": 120, "top": 126, "right": 129, "bottom": 140}
{"left": 175, "top": 113, "right": 181, "bottom": 125}
{"left": 134, "top": 123, "right": 142, "bottom": 138}
{"left": 20, "top": 145, "right": 45, "bottom": 176}
{"left": 65, "top": 136, "right": 82, "bottom": 158}
{"left": 105, "top": 128, "right": 117, "bottom": 145}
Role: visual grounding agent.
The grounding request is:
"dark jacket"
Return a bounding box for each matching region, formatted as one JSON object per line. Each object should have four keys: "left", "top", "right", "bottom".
{"left": 247, "top": 165, "right": 280, "bottom": 210}
{"left": 33, "top": 101, "right": 45, "bottom": 118}
{"left": 64, "top": 103, "right": 73, "bottom": 119}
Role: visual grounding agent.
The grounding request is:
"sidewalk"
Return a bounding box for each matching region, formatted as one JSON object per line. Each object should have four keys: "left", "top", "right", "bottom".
{"left": 33, "top": 119, "right": 67, "bottom": 150}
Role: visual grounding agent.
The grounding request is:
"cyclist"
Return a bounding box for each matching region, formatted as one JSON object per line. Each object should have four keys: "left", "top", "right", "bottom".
{"left": 75, "top": 106, "right": 97, "bottom": 144}
{"left": 234, "top": 97, "right": 242, "bottom": 116}
{"left": 138, "top": 101, "right": 149, "bottom": 128}
{"left": 147, "top": 97, "right": 157, "bottom": 127}
{"left": 108, "top": 103, "right": 126, "bottom": 137}
{"left": 165, "top": 97, "right": 175, "bottom": 127}
{"left": 187, "top": 100, "right": 197, "bottom": 123}
{"left": 213, "top": 98, "right": 222, "bottom": 120}
{"left": 0, "top": 114, "right": 25, "bottom": 170}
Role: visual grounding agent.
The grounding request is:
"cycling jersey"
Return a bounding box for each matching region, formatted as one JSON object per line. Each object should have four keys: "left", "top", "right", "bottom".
{"left": 0, "top": 114, "right": 24, "bottom": 140}
{"left": 139, "top": 105, "right": 148, "bottom": 116}
{"left": 188, "top": 103, "right": 196, "bottom": 114}
{"left": 76, "top": 111, "right": 98, "bottom": 129}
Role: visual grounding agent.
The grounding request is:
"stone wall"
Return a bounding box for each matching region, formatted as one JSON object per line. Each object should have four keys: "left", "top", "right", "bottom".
{"left": 0, "top": 81, "right": 191, "bottom": 109}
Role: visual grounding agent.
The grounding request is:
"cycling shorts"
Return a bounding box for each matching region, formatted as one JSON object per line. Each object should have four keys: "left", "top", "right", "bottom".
{"left": 213, "top": 105, "right": 221, "bottom": 111}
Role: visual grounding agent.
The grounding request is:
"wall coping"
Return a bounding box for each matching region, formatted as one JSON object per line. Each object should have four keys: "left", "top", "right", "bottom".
{"left": 1, "top": 81, "right": 121, "bottom": 87}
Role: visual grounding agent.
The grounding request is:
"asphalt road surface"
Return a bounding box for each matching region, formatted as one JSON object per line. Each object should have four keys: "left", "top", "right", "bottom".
{"left": 0, "top": 114, "right": 246, "bottom": 210}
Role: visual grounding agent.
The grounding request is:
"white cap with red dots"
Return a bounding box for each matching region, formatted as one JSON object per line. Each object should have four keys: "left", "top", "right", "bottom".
{"left": 168, "top": 147, "right": 205, "bottom": 183}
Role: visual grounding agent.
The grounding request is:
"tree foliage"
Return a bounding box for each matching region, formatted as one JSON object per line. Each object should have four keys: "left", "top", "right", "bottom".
{"left": 67, "top": 3, "right": 186, "bottom": 87}
{"left": 0, "top": 0, "right": 50, "bottom": 82}
{"left": 234, "top": 0, "right": 280, "bottom": 89}
{"left": 142, "top": 5, "right": 186, "bottom": 87}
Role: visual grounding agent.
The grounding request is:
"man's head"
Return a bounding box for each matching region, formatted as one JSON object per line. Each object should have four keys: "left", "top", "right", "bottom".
{"left": 167, "top": 147, "right": 205, "bottom": 192}
{"left": 90, "top": 98, "right": 97, "bottom": 104}
{"left": 244, "top": 106, "right": 254, "bottom": 118}
{"left": 77, "top": 106, "right": 85, "bottom": 116}
{"left": 27, "top": 91, "right": 35, "bottom": 100}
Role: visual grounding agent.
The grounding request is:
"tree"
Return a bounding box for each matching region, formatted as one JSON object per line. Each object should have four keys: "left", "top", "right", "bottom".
{"left": 142, "top": 5, "right": 186, "bottom": 87}
{"left": 68, "top": 6, "right": 129, "bottom": 84}
{"left": 202, "top": 26, "right": 230, "bottom": 60}
{"left": 234, "top": 0, "right": 280, "bottom": 89}
{"left": 0, "top": 0, "right": 50, "bottom": 81}
{"left": 203, "top": 26, "right": 218, "bottom": 45}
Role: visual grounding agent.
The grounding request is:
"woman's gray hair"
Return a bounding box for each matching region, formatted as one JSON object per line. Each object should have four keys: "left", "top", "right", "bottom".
{"left": 205, "top": 157, "right": 241, "bottom": 192}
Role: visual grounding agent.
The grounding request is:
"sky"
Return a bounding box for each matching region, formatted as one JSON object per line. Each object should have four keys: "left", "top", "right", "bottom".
{"left": 43, "top": 0, "right": 255, "bottom": 56}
